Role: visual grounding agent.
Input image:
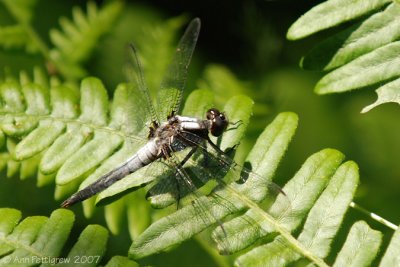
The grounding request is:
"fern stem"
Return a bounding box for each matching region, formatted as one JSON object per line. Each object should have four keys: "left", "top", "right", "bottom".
{"left": 225, "top": 184, "right": 329, "bottom": 267}
{"left": 350, "top": 202, "right": 398, "bottom": 231}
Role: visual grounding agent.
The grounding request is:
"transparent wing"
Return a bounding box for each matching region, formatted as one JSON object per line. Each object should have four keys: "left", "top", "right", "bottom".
{"left": 125, "top": 44, "right": 159, "bottom": 130}
{"left": 61, "top": 19, "right": 200, "bottom": 208}
{"left": 146, "top": 131, "right": 290, "bottom": 255}
{"left": 156, "top": 18, "right": 201, "bottom": 119}
{"left": 149, "top": 130, "right": 288, "bottom": 206}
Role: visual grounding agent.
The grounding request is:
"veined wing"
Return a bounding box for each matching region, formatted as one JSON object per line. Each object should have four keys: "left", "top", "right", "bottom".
{"left": 182, "top": 132, "right": 291, "bottom": 254}
{"left": 125, "top": 44, "right": 159, "bottom": 132}
{"left": 149, "top": 130, "right": 288, "bottom": 209}
{"left": 156, "top": 18, "right": 201, "bottom": 119}
{"left": 138, "top": 131, "right": 290, "bottom": 257}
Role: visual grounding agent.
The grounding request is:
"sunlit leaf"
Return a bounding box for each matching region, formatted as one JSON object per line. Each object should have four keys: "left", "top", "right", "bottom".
{"left": 379, "top": 224, "right": 400, "bottom": 266}
{"left": 316, "top": 41, "right": 400, "bottom": 94}
{"left": 301, "top": 3, "right": 400, "bottom": 71}
{"left": 361, "top": 77, "right": 400, "bottom": 113}
{"left": 288, "top": 0, "right": 400, "bottom": 112}
{"left": 287, "top": 0, "right": 391, "bottom": 40}
{"left": 333, "top": 221, "right": 382, "bottom": 267}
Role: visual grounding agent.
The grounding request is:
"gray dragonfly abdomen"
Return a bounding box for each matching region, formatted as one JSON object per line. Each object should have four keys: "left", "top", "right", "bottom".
{"left": 61, "top": 139, "right": 160, "bottom": 207}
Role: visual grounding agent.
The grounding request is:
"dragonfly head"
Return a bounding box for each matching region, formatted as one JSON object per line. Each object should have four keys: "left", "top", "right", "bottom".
{"left": 206, "top": 108, "right": 229, "bottom": 137}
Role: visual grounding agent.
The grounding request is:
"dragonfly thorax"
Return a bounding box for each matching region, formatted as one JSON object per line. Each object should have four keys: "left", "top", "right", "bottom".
{"left": 152, "top": 108, "right": 228, "bottom": 157}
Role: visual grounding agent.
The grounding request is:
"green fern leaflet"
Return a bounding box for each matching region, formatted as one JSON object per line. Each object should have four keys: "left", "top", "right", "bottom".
{"left": 0, "top": 208, "right": 139, "bottom": 266}
{"left": 288, "top": 0, "right": 400, "bottom": 113}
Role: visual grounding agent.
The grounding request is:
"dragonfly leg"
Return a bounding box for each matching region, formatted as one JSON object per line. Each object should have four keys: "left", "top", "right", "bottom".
{"left": 206, "top": 137, "right": 234, "bottom": 166}
{"left": 175, "top": 146, "right": 198, "bottom": 209}
{"left": 227, "top": 119, "right": 243, "bottom": 130}
{"left": 178, "top": 146, "right": 198, "bottom": 168}
{"left": 206, "top": 137, "right": 225, "bottom": 154}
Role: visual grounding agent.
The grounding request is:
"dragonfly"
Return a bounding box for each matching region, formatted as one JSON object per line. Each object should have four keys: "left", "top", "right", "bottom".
{"left": 61, "top": 18, "right": 287, "bottom": 254}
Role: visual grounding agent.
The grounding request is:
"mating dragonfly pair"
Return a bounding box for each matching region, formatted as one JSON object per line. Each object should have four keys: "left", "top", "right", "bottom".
{"left": 62, "top": 18, "right": 288, "bottom": 253}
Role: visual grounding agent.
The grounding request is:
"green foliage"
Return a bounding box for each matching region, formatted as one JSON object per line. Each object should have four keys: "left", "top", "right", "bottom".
{"left": 0, "top": 25, "right": 36, "bottom": 52}
{"left": 197, "top": 64, "right": 251, "bottom": 107}
{"left": 380, "top": 225, "right": 400, "bottom": 266}
{"left": 333, "top": 221, "right": 382, "bottom": 267}
{"left": 0, "top": 70, "right": 398, "bottom": 266}
{"left": 0, "top": 0, "right": 122, "bottom": 80}
{"left": 1, "top": 0, "right": 38, "bottom": 24}
{"left": 0, "top": 71, "right": 154, "bottom": 236}
{"left": 288, "top": 0, "right": 400, "bottom": 112}
{"left": 49, "top": 1, "right": 123, "bottom": 79}
{"left": 0, "top": 208, "right": 138, "bottom": 266}
{"left": 132, "top": 16, "right": 188, "bottom": 99}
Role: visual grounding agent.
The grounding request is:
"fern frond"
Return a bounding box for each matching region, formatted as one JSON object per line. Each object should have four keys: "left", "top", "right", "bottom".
{"left": 1, "top": 0, "right": 123, "bottom": 80}
{"left": 0, "top": 74, "right": 149, "bottom": 188}
{"left": 1, "top": 67, "right": 398, "bottom": 266}
{"left": 0, "top": 0, "right": 46, "bottom": 56}
{"left": 49, "top": 1, "right": 123, "bottom": 80}
{"left": 105, "top": 256, "right": 139, "bottom": 267}
{"left": 0, "top": 67, "right": 167, "bottom": 239}
{"left": 0, "top": 25, "right": 37, "bottom": 52}
{"left": 0, "top": 208, "right": 138, "bottom": 266}
{"left": 232, "top": 159, "right": 358, "bottom": 266}
{"left": 287, "top": 0, "right": 391, "bottom": 39}
{"left": 197, "top": 64, "right": 251, "bottom": 109}
{"left": 1, "top": 0, "right": 38, "bottom": 24}
{"left": 287, "top": 0, "right": 400, "bottom": 112}
{"left": 50, "top": 1, "right": 122, "bottom": 64}
{"left": 128, "top": 121, "right": 394, "bottom": 266}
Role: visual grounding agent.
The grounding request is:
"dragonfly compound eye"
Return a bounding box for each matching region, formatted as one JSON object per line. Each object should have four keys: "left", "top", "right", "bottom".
{"left": 207, "top": 108, "right": 228, "bottom": 136}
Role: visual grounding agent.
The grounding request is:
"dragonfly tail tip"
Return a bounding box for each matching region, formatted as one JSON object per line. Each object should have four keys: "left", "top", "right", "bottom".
{"left": 61, "top": 199, "right": 72, "bottom": 208}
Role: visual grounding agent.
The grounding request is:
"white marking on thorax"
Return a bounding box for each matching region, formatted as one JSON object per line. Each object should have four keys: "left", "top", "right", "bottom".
{"left": 175, "top": 115, "right": 210, "bottom": 131}
{"left": 175, "top": 115, "right": 200, "bottom": 122}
